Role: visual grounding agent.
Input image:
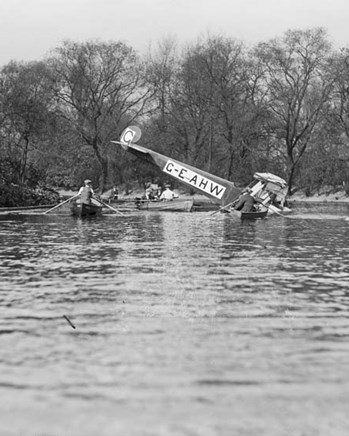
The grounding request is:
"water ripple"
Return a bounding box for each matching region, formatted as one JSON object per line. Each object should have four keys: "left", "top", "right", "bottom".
{"left": 1, "top": 204, "right": 349, "bottom": 434}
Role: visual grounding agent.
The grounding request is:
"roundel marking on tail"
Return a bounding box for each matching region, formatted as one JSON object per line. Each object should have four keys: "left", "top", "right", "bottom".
{"left": 120, "top": 126, "right": 142, "bottom": 144}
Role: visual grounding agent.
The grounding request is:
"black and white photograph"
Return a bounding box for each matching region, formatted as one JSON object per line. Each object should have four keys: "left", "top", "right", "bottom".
{"left": 1, "top": 1, "right": 349, "bottom": 435}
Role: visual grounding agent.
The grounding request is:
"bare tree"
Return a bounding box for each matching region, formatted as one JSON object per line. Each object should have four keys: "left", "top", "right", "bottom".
{"left": 0, "top": 61, "right": 54, "bottom": 185}
{"left": 145, "top": 38, "right": 217, "bottom": 168}
{"left": 146, "top": 37, "right": 179, "bottom": 129}
{"left": 254, "top": 28, "right": 335, "bottom": 193}
{"left": 48, "top": 40, "right": 152, "bottom": 191}
{"left": 145, "top": 35, "right": 265, "bottom": 183}
{"left": 194, "top": 36, "right": 265, "bottom": 182}
{"left": 328, "top": 48, "right": 349, "bottom": 142}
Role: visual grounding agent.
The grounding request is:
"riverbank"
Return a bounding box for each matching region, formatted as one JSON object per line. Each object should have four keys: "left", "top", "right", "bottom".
{"left": 288, "top": 190, "right": 349, "bottom": 203}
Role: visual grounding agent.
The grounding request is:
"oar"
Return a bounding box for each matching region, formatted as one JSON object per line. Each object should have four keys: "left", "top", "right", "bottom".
{"left": 210, "top": 198, "right": 239, "bottom": 216}
{"left": 44, "top": 194, "right": 80, "bottom": 214}
{"left": 93, "top": 197, "right": 125, "bottom": 216}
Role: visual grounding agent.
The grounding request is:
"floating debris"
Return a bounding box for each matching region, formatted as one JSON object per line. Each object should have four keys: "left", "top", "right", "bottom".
{"left": 63, "top": 315, "right": 76, "bottom": 329}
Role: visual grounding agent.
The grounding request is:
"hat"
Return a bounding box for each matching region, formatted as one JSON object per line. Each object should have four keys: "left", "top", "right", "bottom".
{"left": 84, "top": 179, "right": 92, "bottom": 184}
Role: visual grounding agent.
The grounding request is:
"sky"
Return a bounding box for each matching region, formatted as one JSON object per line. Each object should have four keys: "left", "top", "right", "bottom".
{"left": 1, "top": 0, "right": 349, "bottom": 66}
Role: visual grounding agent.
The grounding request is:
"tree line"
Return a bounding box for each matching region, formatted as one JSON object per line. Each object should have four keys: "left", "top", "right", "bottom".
{"left": 1, "top": 27, "right": 349, "bottom": 206}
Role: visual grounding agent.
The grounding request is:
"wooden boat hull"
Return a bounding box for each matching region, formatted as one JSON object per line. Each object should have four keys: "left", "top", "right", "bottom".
{"left": 71, "top": 202, "right": 102, "bottom": 217}
{"left": 135, "top": 198, "right": 194, "bottom": 212}
{"left": 232, "top": 209, "right": 268, "bottom": 220}
{"left": 241, "top": 210, "right": 268, "bottom": 219}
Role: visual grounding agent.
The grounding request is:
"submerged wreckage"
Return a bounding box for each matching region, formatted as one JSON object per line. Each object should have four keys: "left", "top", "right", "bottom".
{"left": 112, "top": 126, "right": 289, "bottom": 218}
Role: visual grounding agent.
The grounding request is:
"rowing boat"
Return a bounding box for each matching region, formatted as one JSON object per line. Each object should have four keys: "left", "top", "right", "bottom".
{"left": 231, "top": 209, "right": 268, "bottom": 220}
{"left": 71, "top": 202, "right": 103, "bottom": 217}
{"left": 135, "top": 198, "right": 194, "bottom": 212}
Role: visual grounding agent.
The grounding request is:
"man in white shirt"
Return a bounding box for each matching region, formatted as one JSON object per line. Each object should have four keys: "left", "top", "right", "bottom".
{"left": 160, "top": 184, "right": 178, "bottom": 201}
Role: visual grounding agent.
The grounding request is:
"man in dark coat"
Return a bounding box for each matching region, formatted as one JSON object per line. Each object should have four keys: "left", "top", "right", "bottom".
{"left": 234, "top": 188, "right": 255, "bottom": 212}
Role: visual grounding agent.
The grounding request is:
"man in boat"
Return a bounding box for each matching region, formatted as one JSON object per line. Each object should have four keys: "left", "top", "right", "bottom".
{"left": 77, "top": 179, "right": 95, "bottom": 205}
{"left": 145, "top": 182, "right": 156, "bottom": 200}
{"left": 233, "top": 188, "right": 255, "bottom": 212}
{"left": 160, "top": 184, "right": 179, "bottom": 201}
{"left": 144, "top": 182, "right": 162, "bottom": 200}
{"left": 109, "top": 185, "right": 118, "bottom": 203}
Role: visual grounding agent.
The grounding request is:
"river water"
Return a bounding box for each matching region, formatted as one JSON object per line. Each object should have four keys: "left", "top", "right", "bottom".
{"left": 0, "top": 203, "right": 349, "bottom": 436}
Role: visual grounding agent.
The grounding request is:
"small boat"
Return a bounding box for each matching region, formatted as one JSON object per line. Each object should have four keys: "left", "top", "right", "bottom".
{"left": 135, "top": 198, "right": 194, "bottom": 212}
{"left": 232, "top": 209, "right": 268, "bottom": 220}
{"left": 71, "top": 202, "right": 102, "bottom": 217}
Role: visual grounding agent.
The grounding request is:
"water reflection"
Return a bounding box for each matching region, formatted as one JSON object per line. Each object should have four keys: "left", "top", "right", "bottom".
{"left": 0, "top": 204, "right": 349, "bottom": 435}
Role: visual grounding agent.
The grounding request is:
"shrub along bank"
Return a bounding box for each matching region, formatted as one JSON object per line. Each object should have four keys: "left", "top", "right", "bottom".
{"left": 0, "top": 182, "right": 60, "bottom": 208}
